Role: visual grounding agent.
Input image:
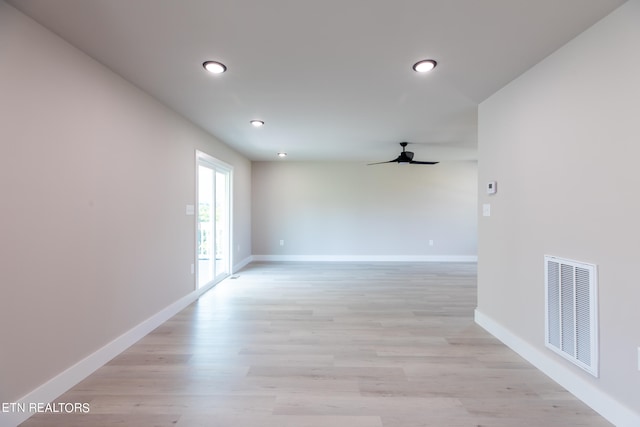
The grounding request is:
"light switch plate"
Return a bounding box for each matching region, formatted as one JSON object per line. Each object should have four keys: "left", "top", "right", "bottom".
{"left": 482, "top": 203, "right": 491, "bottom": 217}
{"left": 186, "top": 204, "right": 195, "bottom": 215}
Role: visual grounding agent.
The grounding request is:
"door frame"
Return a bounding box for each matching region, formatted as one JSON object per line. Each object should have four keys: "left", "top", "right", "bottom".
{"left": 195, "top": 150, "right": 233, "bottom": 289}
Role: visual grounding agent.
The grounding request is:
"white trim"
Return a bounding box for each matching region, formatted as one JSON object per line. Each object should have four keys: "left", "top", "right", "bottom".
{"left": 233, "top": 255, "right": 253, "bottom": 273}
{"left": 195, "top": 150, "right": 234, "bottom": 289}
{"left": 3, "top": 287, "right": 210, "bottom": 427}
{"left": 195, "top": 149, "right": 233, "bottom": 171}
{"left": 475, "top": 309, "right": 640, "bottom": 427}
{"left": 252, "top": 254, "right": 477, "bottom": 262}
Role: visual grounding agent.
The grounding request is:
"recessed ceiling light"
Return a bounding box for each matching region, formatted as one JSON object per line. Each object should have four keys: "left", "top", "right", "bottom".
{"left": 202, "top": 61, "right": 227, "bottom": 74}
{"left": 250, "top": 120, "right": 265, "bottom": 127}
{"left": 412, "top": 59, "right": 437, "bottom": 73}
{"left": 277, "top": 152, "right": 287, "bottom": 158}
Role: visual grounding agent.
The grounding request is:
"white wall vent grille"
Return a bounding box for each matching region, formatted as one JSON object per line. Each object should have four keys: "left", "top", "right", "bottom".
{"left": 544, "top": 255, "right": 598, "bottom": 377}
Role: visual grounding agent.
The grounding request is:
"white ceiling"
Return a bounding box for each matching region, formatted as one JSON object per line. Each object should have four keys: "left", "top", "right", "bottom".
{"left": 8, "top": 0, "right": 626, "bottom": 162}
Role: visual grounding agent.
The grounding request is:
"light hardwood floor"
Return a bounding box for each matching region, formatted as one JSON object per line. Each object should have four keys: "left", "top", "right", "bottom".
{"left": 21, "top": 262, "right": 612, "bottom": 426}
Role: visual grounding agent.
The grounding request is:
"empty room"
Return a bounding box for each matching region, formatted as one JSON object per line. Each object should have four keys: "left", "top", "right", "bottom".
{"left": 1, "top": 0, "right": 639, "bottom": 426}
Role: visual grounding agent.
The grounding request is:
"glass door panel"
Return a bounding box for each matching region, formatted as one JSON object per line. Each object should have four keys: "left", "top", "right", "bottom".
{"left": 196, "top": 152, "right": 232, "bottom": 289}
{"left": 197, "top": 165, "right": 214, "bottom": 287}
{"left": 215, "top": 171, "right": 229, "bottom": 278}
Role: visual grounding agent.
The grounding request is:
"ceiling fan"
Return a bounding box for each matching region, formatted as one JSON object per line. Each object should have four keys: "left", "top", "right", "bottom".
{"left": 368, "top": 142, "right": 439, "bottom": 165}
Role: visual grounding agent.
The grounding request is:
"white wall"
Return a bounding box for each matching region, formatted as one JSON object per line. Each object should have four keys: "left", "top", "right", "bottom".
{"left": 252, "top": 161, "right": 477, "bottom": 260}
{"left": 477, "top": 0, "right": 640, "bottom": 424}
{"left": 0, "top": 1, "right": 251, "bottom": 408}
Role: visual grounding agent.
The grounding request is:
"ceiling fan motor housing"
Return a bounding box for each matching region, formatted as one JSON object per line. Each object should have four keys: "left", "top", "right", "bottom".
{"left": 398, "top": 151, "right": 414, "bottom": 162}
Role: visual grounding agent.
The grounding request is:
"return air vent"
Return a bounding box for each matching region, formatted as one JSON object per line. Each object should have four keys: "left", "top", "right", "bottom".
{"left": 545, "top": 255, "right": 598, "bottom": 377}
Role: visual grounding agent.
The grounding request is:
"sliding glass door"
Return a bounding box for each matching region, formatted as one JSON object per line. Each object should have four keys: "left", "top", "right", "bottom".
{"left": 196, "top": 152, "right": 231, "bottom": 288}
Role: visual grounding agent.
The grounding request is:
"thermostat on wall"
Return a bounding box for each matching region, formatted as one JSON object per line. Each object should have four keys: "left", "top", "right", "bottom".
{"left": 487, "top": 181, "right": 497, "bottom": 195}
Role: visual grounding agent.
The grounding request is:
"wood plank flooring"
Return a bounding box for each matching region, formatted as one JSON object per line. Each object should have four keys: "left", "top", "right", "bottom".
{"left": 21, "top": 262, "right": 612, "bottom": 426}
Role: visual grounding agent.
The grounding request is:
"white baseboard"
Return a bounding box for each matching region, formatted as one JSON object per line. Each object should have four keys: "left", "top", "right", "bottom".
{"left": 233, "top": 255, "right": 253, "bottom": 272}
{"left": 474, "top": 309, "right": 640, "bottom": 427}
{"left": 3, "top": 286, "right": 209, "bottom": 427}
{"left": 252, "top": 254, "right": 478, "bottom": 262}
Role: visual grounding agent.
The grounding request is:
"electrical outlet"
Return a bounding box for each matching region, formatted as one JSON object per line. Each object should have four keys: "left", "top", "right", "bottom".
{"left": 280, "top": 240, "right": 284, "bottom": 246}
{"left": 429, "top": 240, "right": 434, "bottom": 246}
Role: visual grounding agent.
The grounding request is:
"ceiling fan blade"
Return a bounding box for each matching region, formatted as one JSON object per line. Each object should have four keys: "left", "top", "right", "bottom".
{"left": 409, "top": 160, "right": 439, "bottom": 165}
{"left": 368, "top": 154, "right": 402, "bottom": 165}
{"left": 367, "top": 159, "right": 398, "bottom": 165}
